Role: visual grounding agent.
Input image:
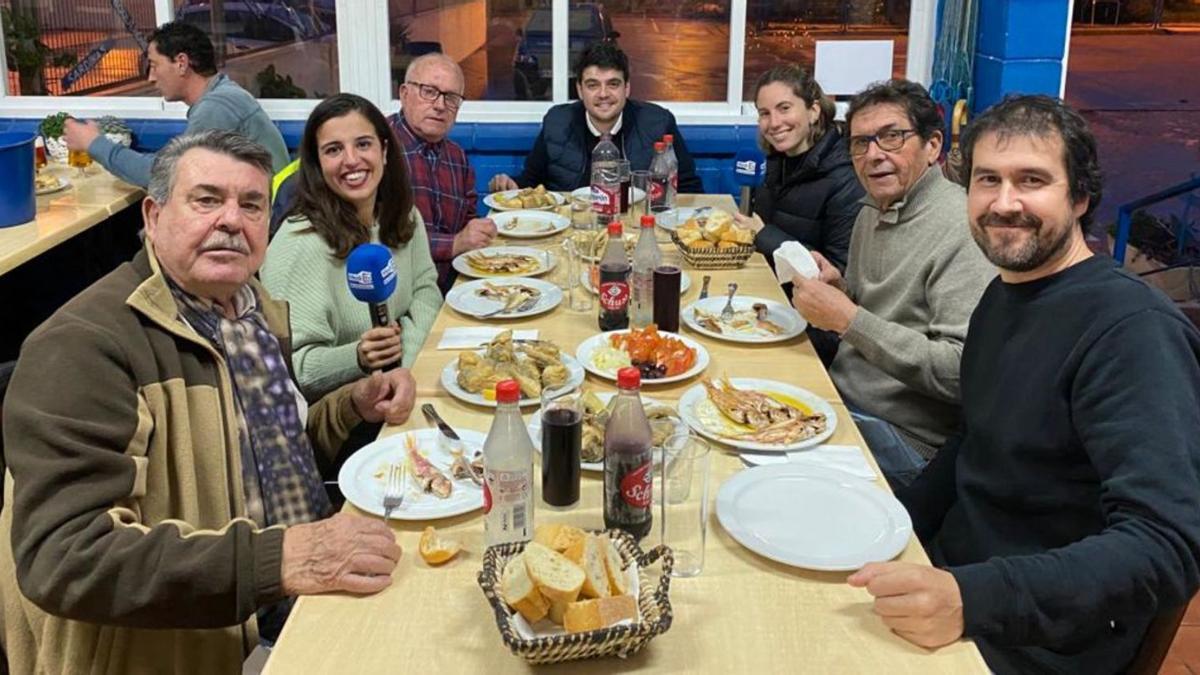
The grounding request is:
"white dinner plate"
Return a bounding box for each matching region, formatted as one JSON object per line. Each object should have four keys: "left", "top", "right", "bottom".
{"left": 526, "top": 391, "right": 686, "bottom": 472}
{"left": 651, "top": 206, "right": 699, "bottom": 231}
{"left": 441, "top": 352, "right": 585, "bottom": 408}
{"left": 493, "top": 210, "right": 570, "bottom": 239}
{"left": 716, "top": 463, "right": 912, "bottom": 571}
{"left": 581, "top": 269, "right": 692, "bottom": 296}
{"left": 338, "top": 428, "right": 485, "bottom": 520}
{"left": 445, "top": 277, "right": 562, "bottom": 319}
{"left": 452, "top": 246, "right": 556, "bottom": 279}
{"left": 570, "top": 185, "right": 647, "bottom": 206}
{"left": 681, "top": 296, "right": 806, "bottom": 343}
{"left": 678, "top": 377, "right": 836, "bottom": 452}
{"left": 484, "top": 189, "right": 565, "bottom": 212}
{"left": 35, "top": 173, "right": 70, "bottom": 195}
{"left": 575, "top": 330, "right": 709, "bottom": 385}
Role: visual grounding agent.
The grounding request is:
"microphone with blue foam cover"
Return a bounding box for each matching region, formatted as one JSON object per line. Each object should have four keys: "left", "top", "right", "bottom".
{"left": 346, "top": 243, "right": 397, "bottom": 329}
{"left": 733, "top": 146, "right": 766, "bottom": 216}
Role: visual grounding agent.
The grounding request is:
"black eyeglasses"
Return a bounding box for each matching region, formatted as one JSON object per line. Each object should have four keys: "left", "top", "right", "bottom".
{"left": 848, "top": 128, "right": 919, "bottom": 157}
{"left": 405, "top": 81, "right": 464, "bottom": 110}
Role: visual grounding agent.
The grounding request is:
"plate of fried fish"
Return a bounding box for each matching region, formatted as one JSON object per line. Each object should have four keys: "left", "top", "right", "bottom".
{"left": 453, "top": 246, "right": 555, "bottom": 278}
{"left": 681, "top": 297, "right": 806, "bottom": 344}
{"left": 441, "top": 330, "right": 585, "bottom": 408}
{"left": 484, "top": 185, "right": 565, "bottom": 211}
{"left": 679, "top": 377, "right": 835, "bottom": 452}
{"left": 445, "top": 277, "right": 562, "bottom": 319}
{"left": 338, "top": 428, "right": 486, "bottom": 520}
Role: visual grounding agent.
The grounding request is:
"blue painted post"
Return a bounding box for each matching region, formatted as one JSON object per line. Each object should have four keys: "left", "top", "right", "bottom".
{"left": 972, "top": 0, "right": 1071, "bottom": 114}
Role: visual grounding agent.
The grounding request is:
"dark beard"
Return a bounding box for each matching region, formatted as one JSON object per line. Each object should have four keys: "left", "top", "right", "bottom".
{"left": 971, "top": 212, "right": 1073, "bottom": 273}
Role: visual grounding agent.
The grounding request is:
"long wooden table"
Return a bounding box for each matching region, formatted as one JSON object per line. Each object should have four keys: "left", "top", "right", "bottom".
{"left": 263, "top": 196, "right": 988, "bottom": 674}
{"left": 0, "top": 164, "right": 143, "bottom": 277}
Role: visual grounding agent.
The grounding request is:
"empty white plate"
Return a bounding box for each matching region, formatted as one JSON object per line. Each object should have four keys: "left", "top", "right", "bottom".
{"left": 716, "top": 463, "right": 912, "bottom": 571}
{"left": 493, "top": 210, "right": 570, "bottom": 239}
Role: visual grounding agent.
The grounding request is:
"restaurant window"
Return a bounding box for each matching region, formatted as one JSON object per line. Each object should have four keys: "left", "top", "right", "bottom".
{"left": 174, "top": 0, "right": 338, "bottom": 99}
{"left": 1, "top": 0, "right": 158, "bottom": 96}
{"left": 566, "top": 1, "right": 730, "bottom": 102}
{"left": 743, "top": 0, "right": 909, "bottom": 101}
{"left": 389, "top": 0, "right": 519, "bottom": 101}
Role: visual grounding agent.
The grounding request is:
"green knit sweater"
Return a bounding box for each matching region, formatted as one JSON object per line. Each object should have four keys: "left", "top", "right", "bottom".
{"left": 261, "top": 210, "right": 443, "bottom": 400}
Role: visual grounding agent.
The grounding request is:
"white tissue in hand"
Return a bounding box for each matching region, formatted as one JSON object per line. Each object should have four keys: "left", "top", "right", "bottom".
{"left": 773, "top": 241, "right": 820, "bottom": 285}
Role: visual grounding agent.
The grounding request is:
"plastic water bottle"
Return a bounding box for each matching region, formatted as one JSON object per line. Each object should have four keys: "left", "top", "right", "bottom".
{"left": 483, "top": 379, "right": 534, "bottom": 547}
{"left": 662, "top": 134, "right": 679, "bottom": 219}
{"left": 648, "top": 141, "right": 670, "bottom": 217}
{"left": 630, "top": 214, "right": 660, "bottom": 328}
{"left": 591, "top": 133, "right": 621, "bottom": 230}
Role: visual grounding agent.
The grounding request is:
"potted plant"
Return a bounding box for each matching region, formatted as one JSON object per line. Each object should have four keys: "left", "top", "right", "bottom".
{"left": 38, "top": 112, "right": 70, "bottom": 163}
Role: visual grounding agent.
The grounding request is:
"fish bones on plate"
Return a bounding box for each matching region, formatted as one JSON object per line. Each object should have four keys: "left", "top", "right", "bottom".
{"left": 476, "top": 282, "right": 542, "bottom": 311}
{"left": 467, "top": 252, "right": 540, "bottom": 274}
{"left": 700, "top": 376, "right": 826, "bottom": 445}
{"left": 694, "top": 303, "right": 785, "bottom": 336}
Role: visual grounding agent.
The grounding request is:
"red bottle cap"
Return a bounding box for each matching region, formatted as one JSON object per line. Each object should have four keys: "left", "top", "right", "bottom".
{"left": 663, "top": 134, "right": 674, "bottom": 144}
{"left": 607, "top": 221, "right": 623, "bottom": 236}
{"left": 640, "top": 215, "right": 655, "bottom": 228}
{"left": 654, "top": 141, "right": 665, "bottom": 152}
{"left": 617, "top": 367, "right": 641, "bottom": 389}
{"left": 495, "top": 379, "right": 520, "bottom": 403}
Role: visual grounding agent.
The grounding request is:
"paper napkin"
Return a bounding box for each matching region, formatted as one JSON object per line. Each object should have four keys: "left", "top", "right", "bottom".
{"left": 740, "top": 444, "right": 878, "bottom": 481}
{"left": 773, "top": 240, "right": 820, "bottom": 285}
{"left": 436, "top": 327, "right": 539, "bottom": 350}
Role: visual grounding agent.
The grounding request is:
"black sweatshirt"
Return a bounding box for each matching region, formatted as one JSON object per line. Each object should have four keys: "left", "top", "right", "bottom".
{"left": 899, "top": 255, "right": 1200, "bottom": 674}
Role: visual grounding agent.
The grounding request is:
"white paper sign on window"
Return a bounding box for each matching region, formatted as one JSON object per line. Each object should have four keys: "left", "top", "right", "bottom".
{"left": 814, "top": 41, "right": 895, "bottom": 96}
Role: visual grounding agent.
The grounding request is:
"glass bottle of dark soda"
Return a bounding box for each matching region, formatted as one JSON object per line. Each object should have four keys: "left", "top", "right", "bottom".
{"left": 597, "top": 221, "right": 630, "bottom": 331}
{"left": 603, "top": 367, "right": 654, "bottom": 540}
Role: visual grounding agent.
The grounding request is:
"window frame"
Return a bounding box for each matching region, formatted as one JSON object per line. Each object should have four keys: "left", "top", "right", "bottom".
{"left": 1, "top": 0, "right": 939, "bottom": 126}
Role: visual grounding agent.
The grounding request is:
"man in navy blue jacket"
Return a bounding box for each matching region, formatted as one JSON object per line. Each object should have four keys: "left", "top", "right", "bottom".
{"left": 848, "top": 95, "right": 1200, "bottom": 674}
{"left": 489, "top": 43, "right": 703, "bottom": 194}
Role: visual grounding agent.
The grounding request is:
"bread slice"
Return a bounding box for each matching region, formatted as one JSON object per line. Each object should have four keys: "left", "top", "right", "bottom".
{"left": 599, "top": 534, "right": 629, "bottom": 597}
{"left": 531, "top": 523, "right": 587, "bottom": 553}
{"left": 563, "top": 595, "right": 640, "bottom": 633}
{"left": 547, "top": 597, "right": 569, "bottom": 625}
{"left": 523, "top": 542, "right": 585, "bottom": 604}
{"left": 533, "top": 523, "right": 563, "bottom": 549}
{"left": 563, "top": 534, "right": 611, "bottom": 599}
{"left": 502, "top": 553, "right": 549, "bottom": 623}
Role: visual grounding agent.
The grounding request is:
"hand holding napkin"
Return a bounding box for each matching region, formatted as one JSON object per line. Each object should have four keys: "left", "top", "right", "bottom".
{"left": 772, "top": 241, "right": 820, "bottom": 286}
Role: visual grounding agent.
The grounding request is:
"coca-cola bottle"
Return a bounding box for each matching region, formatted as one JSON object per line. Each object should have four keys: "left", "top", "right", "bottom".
{"left": 483, "top": 379, "right": 534, "bottom": 547}
{"left": 662, "top": 134, "right": 679, "bottom": 217}
{"left": 604, "top": 367, "right": 654, "bottom": 539}
{"left": 648, "top": 141, "right": 670, "bottom": 217}
{"left": 597, "top": 221, "right": 631, "bottom": 331}
{"left": 591, "top": 133, "right": 621, "bottom": 230}
{"left": 630, "top": 214, "right": 660, "bottom": 328}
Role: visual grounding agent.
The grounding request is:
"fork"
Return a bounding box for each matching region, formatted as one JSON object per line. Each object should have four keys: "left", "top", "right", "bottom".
{"left": 382, "top": 461, "right": 405, "bottom": 520}
{"left": 720, "top": 282, "right": 739, "bottom": 322}
{"left": 476, "top": 294, "right": 539, "bottom": 319}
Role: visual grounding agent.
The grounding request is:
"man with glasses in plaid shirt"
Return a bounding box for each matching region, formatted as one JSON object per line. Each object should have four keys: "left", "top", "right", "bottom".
{"left": 787, "top": 79, "right": 993, "bottom": 489}
{"left": 389, "top": 53, "right": 497, "bottom": 293}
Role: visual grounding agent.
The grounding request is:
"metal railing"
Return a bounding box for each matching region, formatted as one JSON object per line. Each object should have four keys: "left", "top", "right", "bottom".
{"left": 1112, "top": 175, "right": 1200, "bottom": 265}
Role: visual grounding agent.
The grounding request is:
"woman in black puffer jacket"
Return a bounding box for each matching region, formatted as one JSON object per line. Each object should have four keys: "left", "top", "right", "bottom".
{"left": 734, "top": 65, "right": 865, "bottom": 364}
{"left": 735, "top": 65, "right": 864, "bottom": 272}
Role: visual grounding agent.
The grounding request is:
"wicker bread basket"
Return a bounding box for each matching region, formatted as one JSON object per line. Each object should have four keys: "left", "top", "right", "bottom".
{"left": 477, "top": 530, "right": 674, "bottom": 664}
{"left": 670, "top": 231, "right": 755, "bottom": 269}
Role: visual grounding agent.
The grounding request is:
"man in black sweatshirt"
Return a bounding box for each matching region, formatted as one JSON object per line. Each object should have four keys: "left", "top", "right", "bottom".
{"left": 848, "top": 95, "right": 1200, "bottom": 674}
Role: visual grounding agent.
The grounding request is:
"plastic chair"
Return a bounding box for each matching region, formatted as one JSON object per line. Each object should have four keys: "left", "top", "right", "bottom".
{"left": 1126, "top": 602, "right": 1188, "bottom": 675}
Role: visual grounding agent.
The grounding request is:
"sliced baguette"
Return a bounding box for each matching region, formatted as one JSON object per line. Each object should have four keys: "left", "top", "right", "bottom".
{"left": 599, "top": 534, "right": 629, "bottom": 597}
{"left": 563, "top": 595, "right": 640, "bottom": 633}
{"left": 523, "top": 542, "right": 585, "bottom": 604}
{"left": 502, "top": 553, "right": 549, "bottom": 623}
{"left": 563, "top": 534, "right": 611, "bottom": 599}
{"left": 551, "top": 525, "right": 587, "bottom": 553}
{"left": 547, "top": 597, "right": 569, "bottom": 625}
{"left": 532, "top": 523, "right": 563, "bottom": 549}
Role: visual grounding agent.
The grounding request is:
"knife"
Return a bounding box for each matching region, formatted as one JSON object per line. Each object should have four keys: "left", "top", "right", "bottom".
{"left": 421, "top": 403, "right": 464, "bottom": 454}
{"left": 699, "top": 275, "right": 712, "bottom": 300}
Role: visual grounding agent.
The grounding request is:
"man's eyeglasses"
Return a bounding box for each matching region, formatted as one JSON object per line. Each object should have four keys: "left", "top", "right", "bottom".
{"left": 848, "top": 129, "right": 919, "bottom": 157}
{"left": 405, "top": 81, "right": 464, "bottom": 110}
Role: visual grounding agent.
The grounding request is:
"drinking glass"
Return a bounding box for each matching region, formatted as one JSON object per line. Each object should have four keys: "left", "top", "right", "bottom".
{"left": 629, "top": 170, "right": 650, "bottom": 224}
{"left": 653, "top": 247, "right": 682, "bottom": 332}
{"left": 563, "top": 238, "right": 593, "bottom": 312}
{"left": 617, "top": 159, "right": 632, "bottom": 214}
{"left": 540, "top": 390, "right": 582, "bottom": 509}
{"left": 660, "top": 432, "right": 711, "bottom": 577}
{"left": 68, "top": 148, "right": 92, "bottom": 177}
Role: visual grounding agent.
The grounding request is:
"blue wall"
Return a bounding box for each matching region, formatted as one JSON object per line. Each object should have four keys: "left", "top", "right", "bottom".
{"left": 973, "top": 0, "right": 1070, "bottom": 113}
{"left": 0, "top": 117, "right": 762, "bottom": 206}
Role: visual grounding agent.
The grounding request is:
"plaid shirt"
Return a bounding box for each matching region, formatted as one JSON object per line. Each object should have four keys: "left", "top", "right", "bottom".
{"left": 389, "top": 113, "right": 478, "bottom": 292}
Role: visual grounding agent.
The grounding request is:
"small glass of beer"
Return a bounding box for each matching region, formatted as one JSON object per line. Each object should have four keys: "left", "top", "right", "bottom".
{"left": 68, "top": 148, "right": 92, "bottom": 177}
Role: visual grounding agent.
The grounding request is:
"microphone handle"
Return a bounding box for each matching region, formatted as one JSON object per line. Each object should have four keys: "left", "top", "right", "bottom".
{"left": 739, "top": 186, "right": 752, "bottom": 216}
{"left": 368, "top": 302, "right": 390, "bottom": 328}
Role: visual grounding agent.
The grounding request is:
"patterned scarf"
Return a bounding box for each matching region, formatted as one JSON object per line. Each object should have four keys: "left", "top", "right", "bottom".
{"left": 169, "top": 281, "right": 332, "bottom": 528}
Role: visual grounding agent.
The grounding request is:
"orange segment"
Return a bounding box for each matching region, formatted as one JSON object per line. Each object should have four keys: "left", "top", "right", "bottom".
{"left": 419, "top": 526, "right": 462, "bottom": 565}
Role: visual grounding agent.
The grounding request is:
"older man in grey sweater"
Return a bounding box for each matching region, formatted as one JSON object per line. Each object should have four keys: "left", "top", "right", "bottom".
{"left": 63, "top": 21, "right": 289, "bottom": 188}
{"left": 790, "top": 80, "right": 993, "bottom": 488}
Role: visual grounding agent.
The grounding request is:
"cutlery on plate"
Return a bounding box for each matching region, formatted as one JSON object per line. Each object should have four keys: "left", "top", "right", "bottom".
{"left": 721, "top": 282, "right": 739, "bottom": 322}
{"left": 475, "top": 294, "right": 539, "bottom": 319}
{"left": 422, "top": 403, "right": 465, "bottom": 455}
{"left": 381, "top": 462, "right": 405, "bottom": 520}
{"left": 699, "top": 275, "right": 712, "bottom": 300}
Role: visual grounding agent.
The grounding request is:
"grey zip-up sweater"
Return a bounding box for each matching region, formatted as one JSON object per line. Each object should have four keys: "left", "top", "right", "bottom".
{"left": 88, "top": 74, "right": 290, "bottom": 187}
{"left": 829, "top": 166, "right": 994, "bottom": 455}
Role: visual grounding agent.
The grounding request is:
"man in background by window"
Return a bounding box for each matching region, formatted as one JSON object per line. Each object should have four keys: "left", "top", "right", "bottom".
{"left": 488, "top": 42, "right": 703, "bottom": 193}
{"left": 787, "top": 79, "right": 993, "bottom": 489}
{"left": 62, "top": 21, "right": 290, "bottom": 189}
{"left": 389, "top": 53, "right": 497, "bottom": 294}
